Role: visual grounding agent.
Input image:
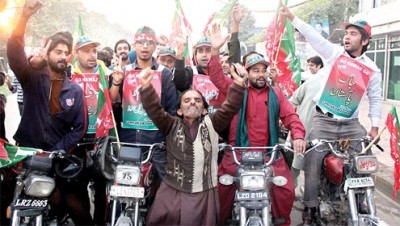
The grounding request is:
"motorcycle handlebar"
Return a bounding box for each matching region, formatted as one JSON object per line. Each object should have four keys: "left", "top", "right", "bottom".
{"left": 218, "top": 143, "right": 293, "bottom": 166}
{"left": 303, "top": 136, "right": 382, "bottom": 158}
{"left": 110, "top": 142, "right": 164, "bottom": 164}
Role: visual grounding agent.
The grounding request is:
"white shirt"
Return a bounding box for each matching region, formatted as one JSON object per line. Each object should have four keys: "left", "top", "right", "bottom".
{"left": 290, "top": 71, "right": 324, "bottom": 139}
{"left": 291, "top": 17, "right": 382, "bottom": 127}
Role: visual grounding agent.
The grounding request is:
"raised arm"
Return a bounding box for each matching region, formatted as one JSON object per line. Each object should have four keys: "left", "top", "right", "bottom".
{"left": 279, "top": 2, "right": 339, "bottom": 62}
{"left": 228, "top": 4, "right": 244, "bottom": 64}
{"left": 7, "top": 0, "right": 43, "bottom": 84}
{"left": 139, "top": 67, "right": 176, "bottom": 134}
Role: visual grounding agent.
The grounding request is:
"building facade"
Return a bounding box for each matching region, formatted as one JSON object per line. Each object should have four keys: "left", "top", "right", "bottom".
{"left": 359, "top": 0, "right": 400, "bottom": 101}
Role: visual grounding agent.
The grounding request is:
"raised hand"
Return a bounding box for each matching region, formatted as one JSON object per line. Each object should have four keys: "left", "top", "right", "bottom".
{"left": 112, "top": 55, "right": 124, "bottom": 85}
{"left": 232, "top": 4, "right": 244, "bottom": 25}
{"left": 138, "top": 67, "right": 154, "bottom": 90}
{"left": 23, "top": 0, "right": 43, "bottom": 17}
{"left": 230, "top": 63, "right": 247, "bottom": 88}
{"left": 30, "top": 36, "right": 51, "bottom": 69}
{"left": 209, "top": 23, "right": 229, "bottom": 53}
{"left": 175, "top": 36, "right": 187, "bottom": 60}
{"left": 279, "top": 0, "right": 295, "bottom": 21}
{"left": 156, "top": 34, "right": 169, "bottom": 46}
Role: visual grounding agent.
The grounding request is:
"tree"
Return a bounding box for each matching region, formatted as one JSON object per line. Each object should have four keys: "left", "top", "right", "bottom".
{"left": 294, "top": 0, "right": 357, "bottom": 38}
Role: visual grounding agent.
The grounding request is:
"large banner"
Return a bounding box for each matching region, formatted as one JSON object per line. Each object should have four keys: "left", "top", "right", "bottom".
{"left": 71, "top": 73, "right": 100, "bottom": 134}
{"left": 122, "top": 70, "right": 162, "bottom": 130}
{"left": 192, "top": 74, "right": 226, "bottom": 113}
{"left": 318, "top": 56, "right": 373, "bottom": 118}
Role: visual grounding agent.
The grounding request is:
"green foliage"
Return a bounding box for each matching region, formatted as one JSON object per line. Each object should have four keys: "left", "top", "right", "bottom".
{"left": 1, "top": 0, "right": 134, "bottom": 51}
{"left": 238, "top": 7, "right": 256, "bottom": 42}
{"left": 294, "top": 0, "right": 357, "bottom": 27}
{"left": 224, "top": 5, "right": 256, "bottom": 43}
{"left": 245, "top": 29, "right": 265, "bottom": 45}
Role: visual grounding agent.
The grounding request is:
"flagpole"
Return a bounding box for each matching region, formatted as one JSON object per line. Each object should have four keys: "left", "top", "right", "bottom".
{"left": 273, "top": 14, "right": 284, "bottom": 67}
{"left": 110, "top": 107, "right": 121, "bottom": 149}
{"left": 362, "top": 126, "right": 387, "bottom": 153}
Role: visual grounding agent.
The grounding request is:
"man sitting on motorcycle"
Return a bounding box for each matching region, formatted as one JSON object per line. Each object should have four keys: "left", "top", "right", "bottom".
{"left": 138, "top": 59, "right": 246, "bottom": 225}
{"left": 5, "top": 0, "right": 92, "bottom": 224}
{"left": 207, "top": 25, "right": 306, "bottom": 225}
{"left": 280, "top": 2, "right": 382, "bottom": 225}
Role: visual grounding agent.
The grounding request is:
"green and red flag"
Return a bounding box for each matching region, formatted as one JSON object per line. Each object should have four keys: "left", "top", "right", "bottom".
{"left": 170, "top": 0, "right": 193, "bottom": 66}
{"left": 202, "top": 0, "right": 238, "bottom": 37}
{"left": 95, "top": 64, "right": 115, "bottom": 138}
{"left": 265, "top": 0, "right": 301, "bottom": 97}
{"left": 68, "top": 15, "right": 85, "bottom": 64}
{"left": 0, "top": 139, "right": 42, "bottom": 168}
{"left": 385, "top": 106, "right": 400, "bottom": 200}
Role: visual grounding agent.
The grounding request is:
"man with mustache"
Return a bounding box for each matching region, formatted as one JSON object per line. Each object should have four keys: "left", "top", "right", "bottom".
{"left": 280, "top": 3, "right": 382, "bottom": 225}
{"left": 110, "top": 26, "right": 178, "bottom": 184}
{"left": 208, "top": 24, "right": 306, "bottom": 225}
{"left": 113, "top": 39, "right": 131, "bottom": 69}
{"left": 5, "top": 0, "right": 89, "bottom": 224}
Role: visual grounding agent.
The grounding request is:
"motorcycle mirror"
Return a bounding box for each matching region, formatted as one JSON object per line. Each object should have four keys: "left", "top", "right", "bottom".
{"left": 272, "top": 176, "right": 287, "bottom": 186}
{"left": 219, "top": 174, "right": 234, "bottom": 185}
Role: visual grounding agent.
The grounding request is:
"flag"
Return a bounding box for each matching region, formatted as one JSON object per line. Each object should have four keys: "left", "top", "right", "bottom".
{"left": 0, "top": 139, "right": 42, "bottom": 168}
{"left": 68, "top": 15, "right": 85, "bottom": 64}
{"left": 265, "top": 0, "right": 301, "bottom": 97}
{"left": 170, "top": 0, "right": 193, "bottom": 66}
{"left": 95, "top": 64, "right": 115, "bottom": 138}
{"left": 385, "top": 106, "right": 400, "bottom": 200}
{"left": 202, "top": 0, "right": 238, "bottom": 37}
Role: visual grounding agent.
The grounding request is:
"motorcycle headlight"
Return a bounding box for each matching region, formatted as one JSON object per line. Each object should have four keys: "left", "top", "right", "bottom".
{"left": 240, "top": 171, "right": 265, "bottom": 190}
{"left": 24, "top": 175, "right": 55, "bottom": 197}
{"left": 354, "top": 156, "right": 378, "bottom": 174}
{"left": 115, "top": 165, "right": 141, "bottom": 185}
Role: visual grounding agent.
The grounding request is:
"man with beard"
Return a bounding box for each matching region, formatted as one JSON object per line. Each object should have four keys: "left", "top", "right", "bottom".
{"left": 207, "top": 25, "right": 306, "bottom": 225}
{"left": 173, "top": 3, "right": 243, "bottom": 102}
{"left": 280, "top": 3, "right": 382, "bottom": 225}
{"left": 5, "top": 0, "right": 90, "bottom": 224}
{"left": 110, "top": 26, "right": 178, "bottom": 184}
{"left": 112, "top": 39, "right": 131, "bottom": 69}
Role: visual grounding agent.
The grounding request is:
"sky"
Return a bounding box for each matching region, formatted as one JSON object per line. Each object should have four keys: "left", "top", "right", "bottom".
{"left": 82, "top": 0, "right": 282, "bottom": 41}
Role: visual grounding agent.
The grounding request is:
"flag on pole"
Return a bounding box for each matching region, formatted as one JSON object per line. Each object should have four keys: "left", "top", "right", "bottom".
{"left": 385, "top": 106, "right": 400, "bottom": 200}
{"left": 170, "top": 0, "right": 193, "bottom": 66}
{"left": 202, "top": 0, "right": 238, "bottom": 37}
{"left": 265, "top": 0, "right": 301, "bottom": 97}
{"left": 68, "top": 15, "right": 85, "bottom": 64}
{"left": 0, "top": 139, "right": 42, "bottom": 168}
{"left": 95, "top": 65, "right": 115, "bottom": 138}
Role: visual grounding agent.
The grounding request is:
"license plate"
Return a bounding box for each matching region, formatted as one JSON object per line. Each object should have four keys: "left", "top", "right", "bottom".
{"left": 110, "top": 185, "right": 144, "bottom": 198}
{"left": 14, "top": 199, "right": 48, "bottom": 209}
{"left": 236, "top": 191, "right": 268, "bottom": 201}
{"left": 346, "top": 177, "right": 374, "bottom": 188}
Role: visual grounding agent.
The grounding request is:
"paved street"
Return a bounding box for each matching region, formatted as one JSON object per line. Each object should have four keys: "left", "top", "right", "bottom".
{"left": 290, "top": 172, "right": 400, "bottom": 225}
{"left": 3, "top": 93, "right": 400, "bottom": 225}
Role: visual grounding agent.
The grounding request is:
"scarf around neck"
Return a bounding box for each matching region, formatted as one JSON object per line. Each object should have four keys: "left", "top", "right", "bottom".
{"left": 235, "top": 85, "right": 280, "bottom": 158}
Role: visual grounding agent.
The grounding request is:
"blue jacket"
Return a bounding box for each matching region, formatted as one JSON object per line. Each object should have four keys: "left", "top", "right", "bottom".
{"left": 7, "top": 33, "right": 87, "bottom": 152}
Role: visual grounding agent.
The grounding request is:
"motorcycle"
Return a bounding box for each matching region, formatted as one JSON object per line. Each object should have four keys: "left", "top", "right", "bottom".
{"left": 306, "top": 136, "right": 389, "bottom": 226}
{"left": 218, "top": 143, "right": 293, "bottom": 226}
{"left": 9, "top": 151, "right": 84, "bottom": 226}
{"left": 107, "top": 142, "right": 163, "bottom": 226}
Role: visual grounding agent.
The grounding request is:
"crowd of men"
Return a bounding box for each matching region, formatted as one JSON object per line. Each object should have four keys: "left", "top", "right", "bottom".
{"left": 0, "top": 0, "right": 382, "bottom": 225}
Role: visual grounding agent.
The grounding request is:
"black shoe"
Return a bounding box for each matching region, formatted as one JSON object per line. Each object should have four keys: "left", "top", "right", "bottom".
{"left": 302, "top": 207, "right": 316, "bottom": 226}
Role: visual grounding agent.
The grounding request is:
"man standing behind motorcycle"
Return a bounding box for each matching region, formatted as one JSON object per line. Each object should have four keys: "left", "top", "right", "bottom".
{"left": 138, "top": 62, "right": 246, "bottom": 225}
{"left": 208, "top": 25, "right": 306, "bottom": 225}
{"left": 6, "top": 0, "right": 92, "bottom": 224}
{"left": 280, "top": 2, "right": 382, "bottom": 225}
